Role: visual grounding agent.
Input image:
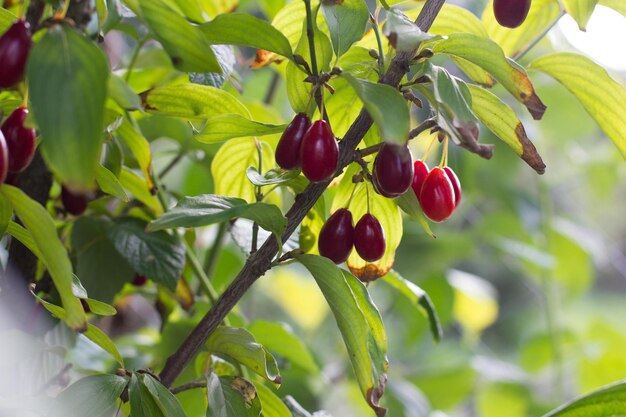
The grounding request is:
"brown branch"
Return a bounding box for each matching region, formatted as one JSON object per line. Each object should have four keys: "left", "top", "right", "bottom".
{"left": 170, "top": 379, "right": 207, "bottom": 395}
{"left": 158, "top": 0, "right": 447, "bottom": 388}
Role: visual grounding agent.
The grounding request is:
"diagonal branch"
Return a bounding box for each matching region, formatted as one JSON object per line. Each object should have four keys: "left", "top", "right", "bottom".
{"left": 158, "top": 0, "right": 447, "bottom": 388}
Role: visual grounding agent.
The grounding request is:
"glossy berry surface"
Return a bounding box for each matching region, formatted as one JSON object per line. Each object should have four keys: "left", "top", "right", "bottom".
{"left": 132, "top": 274, "right": 148, "bottom": 287}
{"left": 354, "top": 213, "right": 386, "bottom": 262}
{"left": 0, "top": 131, "right": 8, "bottom": 184}
{"left": 411, "top": 160, "right": 430, "bottom": 201}
{"left": 372, "top": 143, "right": 414, "bottom": 198}
{"left": 318, "top": 208, "right": 355, "bottom": 264}
{"left": 1, "top": 107, "right": 36, "bottom": 173}
{"left": 444, "top": 166, "right": 462, "bottom": 207}
{"left": 493, "top": 0, "right": 532, "bottom": 28}
{"left": 61, "top": 186, "right": 89, "bottom": 216}
{"left": 0, "top": 20, "right": 32, "bottom": 89}
{"left": 275, "top": 113, "right": 311, "bottom": 170}
{"left": 419, "top": 167, "right": 456, "bottom": 222}
{"left": 300, "top": 120, "right": 338, "bottom": 183}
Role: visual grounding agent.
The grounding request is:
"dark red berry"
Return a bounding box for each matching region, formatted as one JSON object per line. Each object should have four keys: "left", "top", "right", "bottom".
{"left": 80, "top": 299, "right": 91, "bottom": 314}
{"left": 0, "top": 20, "right": 32, "bottom": 89}
{"left": 412, "top": 160, "right": 430, "bottom": 200}
{"left": 61, "top": 186, "right": 89, "bottom": 216}
{"left": 1, "top": 107, "right": 36, "bottom": 173}
{"left": 493, "top": 0, "right": 532, "bottom": 28}
{"left": 300, "top": 120, "right": 338, "bottom": 183}
{"left": 419, "top": 167, "right": 456, "bottom": 222}
{"left": 372, "top": 143, "right": 414, "bottom": 198}
{"left": 275, "top": 113, "right": 311, "bottom": 170}
{"left": 0, "top": 131, "right": 8, "bottom": 184}
{"left": 318, "top": 208, "right": 354, "bottom": 264}
{"left": 354, "top": 213, "right": 386, "bottom": 262}
{"left": 132, "top": 274, "right": 148, "bottom": 286}
{"left": 443, "top": 166, "right": 461, "bottom": 207}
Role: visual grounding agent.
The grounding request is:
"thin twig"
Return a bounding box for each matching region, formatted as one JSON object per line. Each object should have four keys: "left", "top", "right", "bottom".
{"left": 513, "top": 10, "right": 566, "bottom": 61}
{"left": 370, "top": 12, "right": 386, "bottom": 79}
{"left": 355, "top": 118, "right": 437, "bottom": 159}
{"left": 170, "top": 378, "right": 207, "bottom": 395}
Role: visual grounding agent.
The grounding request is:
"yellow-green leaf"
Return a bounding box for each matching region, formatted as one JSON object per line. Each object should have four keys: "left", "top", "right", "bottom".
{"left": 467, "top": 84, "right": 545, "bottom": 174}
{"left": 196, "top": 114, "right": 287, "bottom": 143}
{"left": 562, "top": 0, "right": 599, "bottom": 30}
{"left": 529, "top": 52, "right": 626, "bottom": 158}
{"left": 114, "top": 118, "right": 154, "bottom": 190}
{"left": 600, "top": 0, "right": 626, "bottom": 18}
{"left": 96, "top": 165, "right": 129, "bottom": 201}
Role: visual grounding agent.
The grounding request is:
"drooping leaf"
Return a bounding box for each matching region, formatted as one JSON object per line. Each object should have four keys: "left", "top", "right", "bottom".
{"left": 142, "top": 83, "right": 249, "bottom": 119}
{"left": 48, "top": 374, "right": 128, "bottom": 417}
{"left": 321, "top": 0, "right": 369, "bottom": 57}
{"left": 600, "top": 0, "right": 626, "bottom": 18}
{"left": 382, "top": 270, "right": 442, "bottom": 343}
{"left": 27, "top": 25, "right": 109, "bottom": 190}
{"left": 190, "top": 45, "right": 236, "bottom": 89}
{"left": 114, "top": 119, "right": 154, "bottom": 190}
{"left": 95, "top": 165, "right": 129, "bottom": 201}
{"left": 129, "top": 373, "right": 166, "bottom": 417}
{"left": 0, "top": 194, "right": 11, "bottom": 236}
{"left": 383, "top": 8, "right": 439, "bottom": 51}
{"left": 148, "top": 195, "right": 287, "bottom": 243}
{"left": 245, "top": 167, "right": 300, "bottom": 187}
{"left": 542, "top": 379, "right": 626, "bottom": 417}
{"left": 136, "top": 0, "right": 221, "bottom": 73}
{"left": 142, "top": 374, "right": 187, "bottom": 417}
{"left": 254, "top": 382, "right": 292, "bottom": 417}
{"left": 297, "top": 254, "right": 388, "bottom": 417}
{"left": 482, "top": 0, "right": 562, "bottom": 57}
{"left": 562, "top": 0, "right": 599, "bottom": 30}
{"left": 119, "top": 168, "right": 163, "bottom": 214}
{"left": 108, "top": 74, "right": 141, "bottom": 111}
{"left": 200, "top": 13, "right": 293, "bottom": 58}
{"left": 530, "top": 52, "right": 626, "bottom": 159}
{"left": 107, "top": 217, "right": 186, "bottom": 291}
{"left": 206, "top": 374, "right": 262, "bottom": 417}
{"left": 394, "top": 188, "right": 435, "bottom": 238}
{"left": 342, "top": 73, "right": 410, "bottom": 145}
{"left": 467, "top": 84, "right": 545, "bottom": 173}
{"left": 196, "top": 114, "right": 287, "bottom": 143}
{"left": 6, "top": 221, "right": 38, "bottom": 257}
{"left": 431, "top": 33, "right": 547, "bottom": 120}
{"left": 206, "top": 326, "right": 281, "bottom": 384}
{"left": 0, "top": 185, "right": 86, "bottom": 331}
{"left": 248, "top": 320, "right": 319, "bottom": 373}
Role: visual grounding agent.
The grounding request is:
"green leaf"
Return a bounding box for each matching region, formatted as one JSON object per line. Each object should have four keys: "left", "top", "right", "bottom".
{"left": 562, "top": 0, "right": 599, "bottom": 30}
{"left": 394, "top": 188, "right": 435, "bottom": 238}
{"left": 72, "top": 216, "right": 135, "bottom": 303}
{"left": 143, "top": 83, "right": 249, "bottom": 119}
{"left": 206, "top": 374, "right": 262, "bottom": 417}
{"left": 96, "top": 165, "right": 129, "bottom": 201}
{"left": 383, "top": 8, "right": 439, "bottom": 51}
{"left": 245, "top": 167, "right": 300, "bottom": 187}
{"left": 0, "top": 8, "right": 17, "bottom": 35}
{"left": 0, "top": 194, "right": 11, "bottom": 236}
{"left": 254, "top": 382, "right": 292, "bottom": 417}
{"left": 321, "top": 0, "right": 369, "bottom": 57}
{"left": 6, "top": 221, "right": 38, "bottom": 256}
{"left": 529, "top": 52, "right": 626, "bottom": 159}
{"left": 248, "top": 320, "right": 319, "bottom": 373}
{"left": 27, "top": 25, "right": 109, "bottom": 190}
{"left": 482, "top": 0, "right": 562, "bottom": 57}
{"left": 195, "top": 114, "right": 287, "bottom": 143}
{"left": 332, "top": 165, "right": 403, "bottom": 282}
{"left": 297, "top": 254, "right": 388, "bottom": 417}
{"left": 426, "top": 65, "right": 477, "bottom": 126}
{"left": 137, "top": 0, "right": 220, "bottom": 73}
{"left": 0, "top": 185, "right": 86, "bottom": 331}
{"left": 600, "top": 0, "right": 626, "bottom": 17}
{"left": 48, "top": 374, "right": 128, "bottom": 417}
{"left": 467, "top": 84, "right": 545, "bottom": 174}
{"left": 342, "top": 73, "right": 410, "bottom": 144}
{"left": 542, "top": 379, "right": 626, "bottom": 417}
{"left": 431, "top": 33, "right": 546, "bottom": 120}
{"left": 83, "top": 298, "right": 117, "bottom": 316}
{"left": 382, "top": 270, "right": 442, "bottom": 343}
{"left": 108, "top": 74, "right": 141, "bottom": 111}
{"left": 84, "top": 323, "right": 125, "bottom": 366}
{"left": 200, "top": 13, "right": 293, "bottom": 58}
{"left": 114, "top": 119, "right": 154, "bottom": 190}
{"left": 211, "top": 137, "right": 276, "bottom": 203}
{"left": 107, "top": 217, "right": 186, "bottom": 291}
{"left": 96, "top": 0, "right": 108, "bottom": 30}
{"left": 206, "top": 326, "right": 281, "bottom": 384}
{"left": 142, "top": 374, "right": 187, "bottom": 417}
{"left": 119, "top": 168, "right": 163, "bottom": 214}
{"left": 148, "top": 194, "right": 286, "bottom": 241}
{"left": 129, "top": 373, "right": 166, "bottom": 417}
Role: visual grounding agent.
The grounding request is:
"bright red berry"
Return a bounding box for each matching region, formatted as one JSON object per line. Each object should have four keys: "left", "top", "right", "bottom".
{"left": 412, "top": 160, "right": 430, "bottom": 200}
{"left": 61, "top": 186, "right": 89, "bottom": 216}
{"left": 372, "top": 143, "right": 414, "bottom": 198}
{"left": 318, "top": 208, "right": 354, "bottom": 264}
{"left": 0, "top": 20, "right": 32, "bottom": 89}
{"left": 1, "top": 107, "right": 36, "bottom": 173}
{"left": 354, "top": 213, "right": 386, "bottom": 262}
{"left": 493, "top": 0, "right": 532, "bottom": 28}
{"left": 275, "top": 113, "right": 311, "bottom": 170}
{"left": 300, "top": 120, "right": 338, "bottom": 183}
{"left": 443, "top": 166, "right": 461, "bottom": 208}
{"left": 419, "top": 167, "right": 456, "bottom": 222}
{"left": 0, "top": 131, "right": 8, "bottom": 184}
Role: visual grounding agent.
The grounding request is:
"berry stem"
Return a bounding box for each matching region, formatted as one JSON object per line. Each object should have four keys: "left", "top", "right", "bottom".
{"left": 422, "top": 134, "right": 438, "bottom": 162}
{"left": 513, "top": 10, "right": 566, "bottom": 61}
{"left": 347, "top": 182, "right": 359, "bottom": 207}
{"left": 439, "top": 136, "right": 448, "bottom": 168}
{"left": 370, "top": 11, "right": 386, "bottom": 79}
{"left": 365, "top": 181, "right": 371, "bottom": 213}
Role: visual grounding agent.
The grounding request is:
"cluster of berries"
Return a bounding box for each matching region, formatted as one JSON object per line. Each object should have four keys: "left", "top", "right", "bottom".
{"left": 0, "top": 20, "right": 35, "bottom": 184}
